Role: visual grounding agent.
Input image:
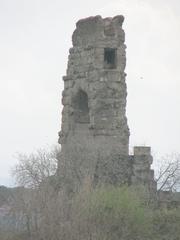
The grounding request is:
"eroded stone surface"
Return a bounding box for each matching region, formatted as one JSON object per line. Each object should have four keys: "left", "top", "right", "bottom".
{"left": 59, "top": 15, "right": 129, "bottom": 156}
{"left": 58, "top": 16, "right": 156, "bottom": 192}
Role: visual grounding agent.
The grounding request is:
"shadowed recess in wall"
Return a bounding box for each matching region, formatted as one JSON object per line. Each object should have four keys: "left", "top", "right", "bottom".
{"left": 73, "top": 90, "right": 90, "bottom": 124}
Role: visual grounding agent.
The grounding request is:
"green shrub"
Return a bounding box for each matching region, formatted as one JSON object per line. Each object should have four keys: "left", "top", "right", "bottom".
{"left": 153, "top": 207, "right": 180, "bottom": 240}
{"left": 72, "top": 185, "right": 153, "bottom": 240}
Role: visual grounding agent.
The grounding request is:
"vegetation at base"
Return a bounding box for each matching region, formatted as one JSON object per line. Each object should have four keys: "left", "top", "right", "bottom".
{"left": 0, "top": 183, "right": 180, "bottom": 240}
{"left": 0, "top": 148, "right": 180, "bottom": 239}
{"left": 153, "top": 208, "right": 180, "bottom": 239}
{"left": 72, "top": 185, "right": 153, "bottom": 240}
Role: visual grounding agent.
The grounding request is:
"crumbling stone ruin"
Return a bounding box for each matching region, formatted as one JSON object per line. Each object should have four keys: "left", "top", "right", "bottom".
{"left": 58, "top": 15, "right": 157, "bottom": 193}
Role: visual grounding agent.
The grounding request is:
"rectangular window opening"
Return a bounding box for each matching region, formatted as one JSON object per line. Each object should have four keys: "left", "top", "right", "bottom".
{"left": 104, "top": 48, "right": 117, "bottom": 69}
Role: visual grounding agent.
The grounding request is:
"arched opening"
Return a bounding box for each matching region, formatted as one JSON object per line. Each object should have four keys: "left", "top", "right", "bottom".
{"left": 73, "top": 90, "right": 90, "bottom": 124}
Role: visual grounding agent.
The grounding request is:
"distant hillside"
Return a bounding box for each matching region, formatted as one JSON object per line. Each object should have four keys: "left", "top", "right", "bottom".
{"left": 0, "top": 186, "right": 26, "bottom": 231}
{"left": 0, "top": 186, "right": 13, "bottom": 207}
{"left": 0, "top": 185, "right": 26, "bottom": 206}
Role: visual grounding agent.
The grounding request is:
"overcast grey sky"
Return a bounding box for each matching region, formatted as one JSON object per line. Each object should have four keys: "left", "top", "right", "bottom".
{"left": 0, "top": 0, "right": 180, "bottom": 186}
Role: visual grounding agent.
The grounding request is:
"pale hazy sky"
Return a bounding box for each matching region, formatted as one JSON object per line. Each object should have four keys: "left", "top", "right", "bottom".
{"left": 0, "top": 0, "right": 180, "bottom": 186}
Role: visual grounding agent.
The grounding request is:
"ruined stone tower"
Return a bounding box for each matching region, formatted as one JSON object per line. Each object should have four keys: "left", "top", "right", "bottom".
{"left": 59, "top": 15, "right": 129, "bottom": 154}
{"left": 58, "top": 15, "right": 157, "bottom": 191}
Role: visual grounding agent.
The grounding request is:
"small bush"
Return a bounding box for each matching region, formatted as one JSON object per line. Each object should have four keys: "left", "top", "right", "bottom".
{"left": 72, "top": 185, "right": 153, "bottom": 240}
{"left": 153, "top": 207, "right": 180, "bottom": 240}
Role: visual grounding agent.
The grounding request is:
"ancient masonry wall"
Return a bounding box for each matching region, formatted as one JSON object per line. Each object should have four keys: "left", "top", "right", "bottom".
{"left": 58, "top": 15, "right": 157, "bottom": 191}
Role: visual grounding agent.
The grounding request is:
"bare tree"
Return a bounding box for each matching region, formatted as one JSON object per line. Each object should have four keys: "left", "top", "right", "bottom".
{"left": 12, "top": 146, "right": 60, "bottom": 188}
{"left": 156, "top": 153, "right": 180, "bottom": 192}
{"left": 9, "top": 146, "right": 61, "bottom": 239}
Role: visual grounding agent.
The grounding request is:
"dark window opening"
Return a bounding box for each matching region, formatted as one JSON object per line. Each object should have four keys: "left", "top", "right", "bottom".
{"left": 73, "top": 90, "right": 90, "bottom": 124}
{"left": 104, "top": 48, "right": 117, "bottom": 69}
